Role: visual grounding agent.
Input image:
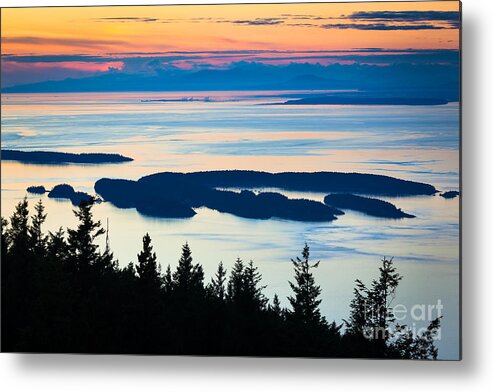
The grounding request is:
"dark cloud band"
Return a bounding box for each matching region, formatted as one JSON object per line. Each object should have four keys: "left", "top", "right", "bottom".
{"left": 89, "top": 10, "right": 460, "bottom": 30}
{"left": 321, "top": 23, "right": 449, "bottom": 31}
{"left": 348, "top": 10, "right": 460, "bottom": 22}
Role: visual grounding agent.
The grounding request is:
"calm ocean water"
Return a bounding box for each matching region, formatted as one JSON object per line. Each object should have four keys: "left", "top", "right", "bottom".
{"left": 1, "top": 92, "right": 460, "bottom": 359}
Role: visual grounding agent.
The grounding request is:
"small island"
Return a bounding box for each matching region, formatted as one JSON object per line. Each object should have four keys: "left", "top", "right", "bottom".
{"left": 440, "top": 191, "right": 460, "bottom": 199}
{"left": 48, "top": 184, "right": 96, "bottom": 206}
{"left": 26, "top": 185, "right": 47, "bottom": 194}
{"left": 141, "top": 97, "right": 213, "bottom": 103}
{"left": 2, "top": 149, "right": 133, "bottom": 164}
{"left": 324, "top": 193, "right": 415, "bottom": 219}
{"left": 275, "top": 96, "right": 449, "bottom": 106}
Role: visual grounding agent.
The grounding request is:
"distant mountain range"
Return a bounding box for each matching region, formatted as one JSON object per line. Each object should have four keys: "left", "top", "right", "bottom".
{"left": 1, "top": 62, "right": 459, "bottom": 102}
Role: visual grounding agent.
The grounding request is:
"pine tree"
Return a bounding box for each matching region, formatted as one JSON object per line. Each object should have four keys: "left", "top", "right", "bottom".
{"left": 288, "top": 244, "right": 325, "bottom": 327}
{"left": 2, "top": 198, "right": 38, "bottom": 351}
{"left": 46, "top": 228, "right": 68, "bottom": 263}
{"left": 390, "top": 317, "right": 441, "bottom": 359}
{"left": 226, "top": 258, "right": 266, "bottom": 311}
{"left": 209, "top": 261, "right": 227, "bottom": 300}
{"left": 122, "top": 261, "right": 136, "bottom": 277}
{"left": 163, "top": 264, "right": 174, "bottom": 294}
{"left": 136, "top": 233, "right": 161, "bottom": 290}
{"left": 29, "top": 200, "right": 47, "bottom": 259}
{"left": 227, "top": 257, "right": 245, "bottom": 303}
{"left": 1, "top": 217, "right": 10, "bottom": 264}
{"left": 351, "top": 257, "right": 401, "bottom": 345}
{"left": 270, "top": 294, "right": 283, "bottom": 317}
{"left": 66, "top": 202, "right": 113, "bottom": 275}
{"left": 244, "top": 260, "right": 267, "bottom": 310}
{"left": 371, "top": 257, "right": 402, "bottom": 343}
{"left": 345, "top": 257, "right": 441, "bottom": 359}
{"left": 173, "top": 242, "right": 204, "bottom": 295}
{"left": 7, "top": 197, "right": 30, "bottom": 260}
{"left": 345, "top": 279, "right": 370, "bottom": 336}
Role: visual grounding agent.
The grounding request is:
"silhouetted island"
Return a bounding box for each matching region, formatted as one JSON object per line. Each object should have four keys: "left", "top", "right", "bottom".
{"left": 174, "top": 170, "right": 437, "bottom": 196}
{"left": 324, "top": 193, "right": 415, "bottom": 219}
{"left": 1, "top": 149, "right": 133, "bottom": 164}
{"left": 26, "top": 185, "right": 47, "bottom": 194}
{"left": 95, "top": 175, "right": 343, "bottom": 221}
{"left": 276, "top": 96, "right": 449, "bottom": 106}
{"left": 440, "top": 191, "right": 460, "bottom": 199}
{"left": 141, "top": 97, "right": 213, "bottom": 103}
{"left": 48, "top": 184, "right": 95, "bottom": 206}
{"left": 94, "top": 170, "right": 435, "bottom": 221}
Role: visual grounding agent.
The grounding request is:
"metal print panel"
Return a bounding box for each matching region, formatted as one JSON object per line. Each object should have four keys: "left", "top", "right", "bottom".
{"left": 0, "top": 1, "right": 461, "bottom": 359}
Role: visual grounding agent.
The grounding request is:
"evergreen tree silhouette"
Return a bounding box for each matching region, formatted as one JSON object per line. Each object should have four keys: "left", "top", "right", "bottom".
{"left": 288, "top": 244, "right": 325, "bottom": 327}
{"left": 345, "top": 279, "right": 370, "bottom": 336}
{"left": 243, "top": 260, "right": 267, "bottom": 311}
{"left": 167, "top": 243, "right": 206, "bottom": 354}
{"left": 285, "top": 244, "right": 343, "bottom": 356}
{"left": 66, "top": 201, "right": 106, "bottom": 274}
{"left": 270, "top": 294, "right": 283, "bottom": 317}
{"left": 0, "top": 200, "right": 442, "bottom": 359}
{"left": 345, "top": 257, "right": 401, "bottom": 354}
{"left": 173, "top": 242, "right": 204, "bottom": 295}
{"left": 6, "top": 197, "right": 30, "bottom": 261}
{"left": 46, "top": 228, "right": 68, "bottom": 263}
{"left": 136, "top": 233, "right": 161, "bottom": 290}
{"left": 130, "top": 234, "right": 164, "bottom": 352}
{"left": 371, "top": 257, "right": 402, "bottom": 345}
{"left": 208, "top": 261, "right": 227, "bottom": 300}
{"left": 390, "top": 317, "right": 441, "bottom": 359}
{"left": 227, "top": 257, "right": 245, "bottom": 304}
{"left": 1, "top": 217, "right": 10, "bottom": 269}
{"left": 2, "top": 198, "right": 36, "bottom": 351}
{"left": 163, "top": 264, "right": 174, "bottom": 294}
{"left": 227, "top": 258, "right": 267, "bottom": 311}
{"left": 344, "top": 257, "right": 441, "bottom": 359}
{"left": 28, "top": 199, "right": 47, "bottom": 259}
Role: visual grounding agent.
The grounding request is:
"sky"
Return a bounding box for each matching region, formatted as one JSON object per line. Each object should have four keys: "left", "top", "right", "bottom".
{"left": 1, "top": 1, "right": 460, "bottom": 91}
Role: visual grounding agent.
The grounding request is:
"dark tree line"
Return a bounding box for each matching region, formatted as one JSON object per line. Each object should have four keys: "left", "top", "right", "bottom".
{"left": 1, "top": 199, "right": 441, "bottom": 358}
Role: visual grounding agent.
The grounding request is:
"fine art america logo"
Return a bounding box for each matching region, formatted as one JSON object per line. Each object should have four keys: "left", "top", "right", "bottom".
{"left": 362, "top": 300, "right": 444, "bottom": 341}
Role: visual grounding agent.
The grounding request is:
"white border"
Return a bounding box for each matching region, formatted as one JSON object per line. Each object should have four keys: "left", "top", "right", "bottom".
{"left": 1, "top": 0, "right": 492, "bottom": 390}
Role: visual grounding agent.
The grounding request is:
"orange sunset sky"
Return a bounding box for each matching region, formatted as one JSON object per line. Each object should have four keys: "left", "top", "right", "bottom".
{"left": 2, "top": 2, "right": 460, "bottom": 53}
{"left": 1, "top": 1, "right": 460, "bottom": 87}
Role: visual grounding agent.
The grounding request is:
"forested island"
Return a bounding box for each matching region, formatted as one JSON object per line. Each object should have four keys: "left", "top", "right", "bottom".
{"left": 1, "top": 149, "right": 133, "bottom": 164}
{"left": 48, "top": 184, "right": 96, "bottom": 206}
{"left": 141, "top": 97, "right": 213, "bottom": 103}
{"left": 27, "top": 184, "right": 96, "bottom": 206}
{"left": 94, "top": 170, "right": 435, "bottom": 220}
{"left": 440, "top": 191, "right": 460, "bottom": 199}
{"left": 26, "top": 186, "right": 46, "bottom": 194}
{"left": 24, "top": 171, "right": 433, "bottom": 221}
{"left": 277, "top": 96, "right": 449, "bottom": 106}
{"left": 1, "top": 198, "right": 441, "bottom": 357}
{"left": 95, "top": 177, "right": 343, "bottom": 221}
{"left": 324, "top": 194, "right": 415, "bottom": 219}
{"left": 159, "top": 170, "right": 437, "bottom": 195}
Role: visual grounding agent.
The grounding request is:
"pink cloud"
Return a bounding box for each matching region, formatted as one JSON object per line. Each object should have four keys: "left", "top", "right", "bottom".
{"left": 3, "top": 60, "right": 124, "bottom": 73}
{"left": 1, "top": 60, "right": 124, "bottom": 87}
